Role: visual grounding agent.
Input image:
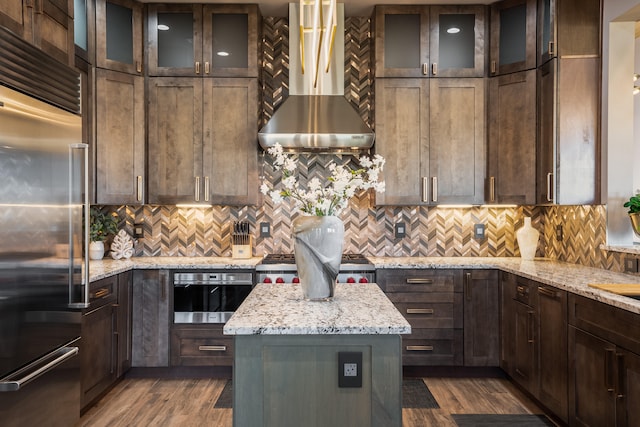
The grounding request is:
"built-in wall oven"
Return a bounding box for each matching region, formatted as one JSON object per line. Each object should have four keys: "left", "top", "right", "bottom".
{"left": 173, "top": 271, "right": 254, "bottom": 324}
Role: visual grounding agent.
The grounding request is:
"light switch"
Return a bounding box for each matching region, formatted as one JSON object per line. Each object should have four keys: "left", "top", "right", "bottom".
{"left": 133, "top": 223, "right": 144, "bottom": 238}
{"left": 260, "top": 222, "right": 270, "bottom": 237}
{"left": 395, "top": 222, "right": 406, "bottom": 238}
{"left": 474, "top": 224, "right": 485, "bottom": 239}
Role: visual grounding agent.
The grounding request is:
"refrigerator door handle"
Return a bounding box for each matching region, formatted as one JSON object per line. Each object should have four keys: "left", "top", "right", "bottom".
{"left": 68, "top": 143, "right": 90, "bottom": 309}
{"left": 0, "top": 346, "right": 78, "bottom": 392}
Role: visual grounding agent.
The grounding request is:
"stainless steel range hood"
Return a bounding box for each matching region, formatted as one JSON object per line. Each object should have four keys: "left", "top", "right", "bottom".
{"left": 258, "top": 3, "right": 374, "bottom": 152}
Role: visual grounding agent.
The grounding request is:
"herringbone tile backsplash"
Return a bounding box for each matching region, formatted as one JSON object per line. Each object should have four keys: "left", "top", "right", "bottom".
{"left": 94, "top": 16, "right": 630, "bottom": 274}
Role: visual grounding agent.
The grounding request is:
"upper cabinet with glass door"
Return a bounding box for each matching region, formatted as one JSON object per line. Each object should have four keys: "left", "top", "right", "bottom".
{"left": 537, "top": 0, "right": 601, "bottom": 65}
{"left": 147, "top": 4, "right": 259, "bottom": 77}
{"left": 374, "top": 5, "right": 485, "bottom": 78}
{"left": 96, "top": 0, "right": 143, "bottom": 75}
{"left": 489, "top": 0, "right": 536, "bottom": 76}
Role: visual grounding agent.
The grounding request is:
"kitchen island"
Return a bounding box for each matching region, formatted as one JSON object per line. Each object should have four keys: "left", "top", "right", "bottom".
{"left": 224, "top": 282, "right": 411, "bottom": 427}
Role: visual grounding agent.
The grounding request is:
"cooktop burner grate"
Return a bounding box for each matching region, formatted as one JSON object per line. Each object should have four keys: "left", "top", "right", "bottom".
{"left": 261, "top": 253, "right": 370, "bottom": 265}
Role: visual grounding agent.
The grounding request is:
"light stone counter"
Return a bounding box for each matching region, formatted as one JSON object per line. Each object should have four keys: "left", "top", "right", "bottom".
{"left": 89, "top": 256, "right": 263, "bottom": 282}
{"left": 370, "top": 257, "right": 640, "bottom": 315}
{"left": 223, "top": 282, "right": 411, "bottom": 335}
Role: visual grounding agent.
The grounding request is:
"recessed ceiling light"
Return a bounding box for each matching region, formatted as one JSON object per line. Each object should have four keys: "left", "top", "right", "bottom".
{"left": 157, "top": 24, "right": 170, "bottom": 31}
{"left": 217, "top": 51, "right": 230, "bottom": 57}
{"left": 447, "top": 27, "right": 461, "bottom": 34}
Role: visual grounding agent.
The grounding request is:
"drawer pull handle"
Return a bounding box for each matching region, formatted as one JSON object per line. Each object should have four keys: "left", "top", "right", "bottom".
{"left": 406, "top": 278, "right": 433, "bottom": 285}
{"left": 199, "top": 345, "right": 227, "bottom": 352}
{"left": 406, "top": 308, "right": 434, "bottom": 315}
{"left": 406, "top": 345, "right": 433, "bottom": 352}
{"left": 538, "top": 286, "right": 556, "bottom": 298}
{"left": 516, "top": 285, "right": 526, "bottom": 296}
{"left": 94, "top": 288, "right": 109, "bottom": 299}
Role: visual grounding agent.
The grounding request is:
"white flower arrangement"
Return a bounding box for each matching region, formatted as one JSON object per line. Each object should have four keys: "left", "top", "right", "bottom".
{"left": 260, "top": 143, "right": 386, "bottom": 216}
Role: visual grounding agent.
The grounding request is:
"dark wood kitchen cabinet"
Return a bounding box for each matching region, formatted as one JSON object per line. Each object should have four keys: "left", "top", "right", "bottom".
{"left": 375, "top": 77, "right": 485, "bottom": 205}
{"left": 147, "top": 77, "right": 258, "bottom": 205}
{"left": 377, "top": 269, "right": 463, "bottom": 366}
{"left": 96, "top": 0, "right": 143, "bottom": 75}
{"left": 147, "top": 4, "right": 259, "bottom": 78}
{"left": 81, "top": 272, "right": 132, "bottom": 410}
{"left": 95, "top": 69, "right": 145, "bottom": 205}
{"left": 0, "top": 0, "right": 74, "bottom": 66}
{"left": 171, "top": 325, "right": 234, "bottom": 367}
{"left": 373, "top": 5, "right": 485, "bottom": 78}
{"left": 537, "top": 0, "right": 601, "bottom": 66}
{"left": 486, "top": 69, "right": 536, "bottom": 204}
{"left": 489, "top": 0, "right": 536, "bottom": 76}
{"left": 132, "top": 270, "right": 171, "bottom": 367}
{"left": 569, "top": 294, "right": 640, "bottom": 426}
{"left": 500, "top": 272, "right": 516, "bottom": 373}
{"left": 463, "top": 270, "right": 499, "bottom": 366}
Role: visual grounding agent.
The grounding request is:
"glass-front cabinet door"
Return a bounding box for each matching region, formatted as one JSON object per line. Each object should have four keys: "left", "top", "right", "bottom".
{"left": 489, "top": 0, "right": 536, "bottom": 76}
{"left": 374, "top": 6, "right": 430, "bottom": 78}
{"left": 203, "top": 4, "right": 258, "bottom": 77}
{"left": 96, "top": 0, "right": 142, "bottom": 74}
{"left": 147, "top": 4, "right": 203, "bottom": 76}
{"left": 429, "top": 6, "right": 485, "bottom": 78}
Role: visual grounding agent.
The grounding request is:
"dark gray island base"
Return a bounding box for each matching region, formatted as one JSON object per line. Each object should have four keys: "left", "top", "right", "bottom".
{"left": 224, "top": 283, "right": 411, "bottom": 427}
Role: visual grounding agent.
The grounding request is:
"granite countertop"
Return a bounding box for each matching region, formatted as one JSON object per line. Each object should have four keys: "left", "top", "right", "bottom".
{"left": 89, "top": 256, "right": 263, "bottom": 281}
{"left": 370, "top": 257, "right": 640, "bottom": 315}
{"left": 223, "top": 282, "right": 411, "bottom": 336}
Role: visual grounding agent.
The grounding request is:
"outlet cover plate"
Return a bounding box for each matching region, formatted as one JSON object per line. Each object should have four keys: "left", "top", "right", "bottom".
{"left": 260, "top": 222, "right": 270, "bottom": 238}
{"left": 338, "top": 351, "right": 362, "bottom": 388}
{"left": 133, "top": 223, "right": 144, "bottom": 239}
{"left": 395, "top": 222, "right": 406, "bottom": 238}
{"left": 474, "top": 224, "right": 485, "bottom": 239}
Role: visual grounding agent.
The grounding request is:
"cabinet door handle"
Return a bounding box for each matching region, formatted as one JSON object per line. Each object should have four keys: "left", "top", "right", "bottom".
{"left": 548, "top": 41, "right": 555, "bottom": 56}
{"left": 465, "top": 272, "right": 472, "bottom": 301}
{"left": 406, "top": 278, "right": 433, "bottom": 285}
{"left": 160, "top": 270, "right": 168, "bottom": 302}
{"left": 93, "top": 288, "right": 109, "bottom": 299}
{"left": 136, "top": 61, "right": 142, "bottom": 73}
{"left": 204, "top": 177, "right": 210, "bottom": 202}
{"left": 527, "top": 311, "right": 534, "bottom": 344}
{"left": 204, "top": 62, "right": 210, "bottom": 75}
{"left": 605, "top": 349, "right": 615, "bottom": 392}
{"left": 406, "top": 308, "right": 434, "bottom": 315}
{"left": 546, "top": 172, "right": 554, "bottom": 202}
{"left": 537, "top": 286, "right": 557, "bottom": 298}
{"left": 406, "top": 345, "right": 433, "bottom": 352}
{"left": 431, "top": 63, "right": 437, "bottom": 76}
{"left": 199, "top": 345, "right": 227, "bottom": 352}
{"left": 422, "top": 177, "right": 428, "bottom": 202}
{"left": 136, "top": 176, "right": 143, "bottom": 201}
{"left": 617, "top": 353, "right": 625, "bottom": 398}
{"left": 431, "top": 177, "right": 438, "bottom": 203}
{"left": 35, "top": 0, "right": 43, "bottom": 14}
{"left": 422, "top": 63, "right": 428, "bottom": 76}
{"left": 195, "top": 61, "right": 201, "bottom": 74}
{"left": 490, "top": 60, "right": 496, "bottom": 74}
{"left": 194, "top": 177, "right": 200, "bottom": 202}
{"left": 489, "top": 176, "right": 496, "bottom": 203}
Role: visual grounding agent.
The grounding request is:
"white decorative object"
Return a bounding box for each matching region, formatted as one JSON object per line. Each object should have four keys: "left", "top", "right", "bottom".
{"left": 516, "top": 217, "right": 539, "bottom": 260}
{"left": 89, "top": 241, "right": 105, "bottom": 260}
{"left": 293, "top": 215, "right": 344, "bottom": 301}
{"left": 110, "top": 230, "right": 134, "bottom": 260}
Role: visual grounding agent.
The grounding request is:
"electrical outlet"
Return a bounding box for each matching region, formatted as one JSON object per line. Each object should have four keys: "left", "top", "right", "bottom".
{"left": 624, "top": 257, "right": 639, "bottom": 273}
{"left": 556, "top": 225, "right": 564, "bottom": 242}
{"left": 338, "top": 352, "right": 362, "bottom": 388}
{"left": 260, "top": 222, "right": 270, "bottom": 237}
{"left": 344, "top": 363, "right": 357, "bottom": 377}
{"left": 133, "top": 223, "right": 144, "bottom": 239}
{"left": 474, "top": 223, "right": 485, "bottom": 239}
{"left": 395, "top": 222, "right": 406, "bottom": 238}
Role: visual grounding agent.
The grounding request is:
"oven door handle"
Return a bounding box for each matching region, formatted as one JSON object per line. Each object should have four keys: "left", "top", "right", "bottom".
{"left": 0, "top": 346, "right": 78, "bottom": 392}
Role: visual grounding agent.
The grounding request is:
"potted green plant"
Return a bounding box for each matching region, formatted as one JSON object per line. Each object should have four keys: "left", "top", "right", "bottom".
{"left": 89, "top": 207, "right": 118, "bottom": 260}
{"left": 624, "top": 191, "right": 640, "bottom": 238}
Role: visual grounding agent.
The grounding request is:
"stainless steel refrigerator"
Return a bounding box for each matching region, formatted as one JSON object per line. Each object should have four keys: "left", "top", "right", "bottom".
{"left": 0, "top": 85, "right": 88, "bottom": 426}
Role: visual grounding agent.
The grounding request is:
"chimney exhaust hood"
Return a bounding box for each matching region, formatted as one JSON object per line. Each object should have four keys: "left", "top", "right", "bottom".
{"left": 258, "top": 2, "right": 374, "bottom": 152}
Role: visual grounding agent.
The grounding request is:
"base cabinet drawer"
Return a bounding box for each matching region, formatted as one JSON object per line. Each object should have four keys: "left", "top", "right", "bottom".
{"left": 170, "top": 326, "right": 233, "bottom": 366}
{"left": 402, "top": 329, "right": 463, "bottom": 366}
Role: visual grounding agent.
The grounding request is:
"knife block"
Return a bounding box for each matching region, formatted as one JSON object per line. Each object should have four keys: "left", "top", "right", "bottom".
{"left": 232, "top": 235, "right": 253, "bottom": 259}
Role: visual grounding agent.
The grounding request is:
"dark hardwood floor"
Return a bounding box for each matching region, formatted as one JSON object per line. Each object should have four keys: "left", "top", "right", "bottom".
{"left": 80, "top": 376, "right": 554, "bottom": 426}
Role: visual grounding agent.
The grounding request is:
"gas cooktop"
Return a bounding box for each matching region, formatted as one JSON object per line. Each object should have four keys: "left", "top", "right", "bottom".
{"left": 261, "top": 253, "right": 371, "bottom": 265}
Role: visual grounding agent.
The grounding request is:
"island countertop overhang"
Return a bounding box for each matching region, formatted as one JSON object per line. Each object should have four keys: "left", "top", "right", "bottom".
{"left": 223, "top": 282, "right": 411, "bottom": 336}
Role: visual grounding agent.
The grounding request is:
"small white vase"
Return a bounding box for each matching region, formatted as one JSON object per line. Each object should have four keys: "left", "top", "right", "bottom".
{"left": 292, "top": 215, "right": 344, "bottom": 301}
{"left": 516, "top": 217, "right": 539, "bottom": 260}
{"left": 89, "top": 241, "right": 105, "bottom": 260}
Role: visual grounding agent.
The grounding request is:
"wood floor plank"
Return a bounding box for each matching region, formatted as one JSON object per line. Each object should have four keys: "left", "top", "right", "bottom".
{"left": 80, "top": 376, "right": 549, "bottom": 427}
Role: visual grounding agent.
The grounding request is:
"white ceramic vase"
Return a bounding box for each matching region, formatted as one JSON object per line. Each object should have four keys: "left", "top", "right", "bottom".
{"left": 89, "top": 241, "right": 105, "bottom": 260}
{"left": 292, "top": 215, "right": 344, "bottom": 301}
{"left": 516, "top": 217, "right": 539, "bottom": 260}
